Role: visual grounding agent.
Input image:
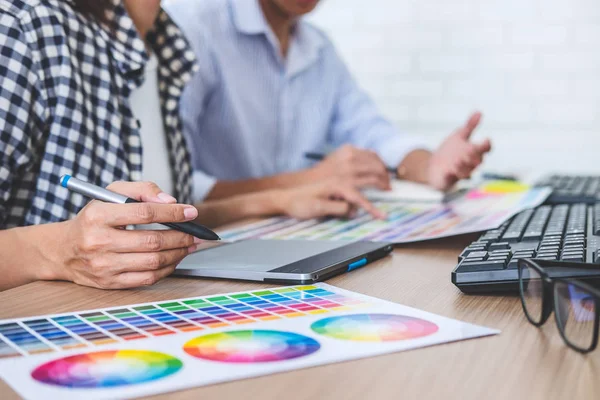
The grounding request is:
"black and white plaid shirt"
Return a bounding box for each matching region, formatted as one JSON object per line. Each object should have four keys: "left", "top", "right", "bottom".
{"left": 0, "top": 0, "right": 198, "bottom": 228}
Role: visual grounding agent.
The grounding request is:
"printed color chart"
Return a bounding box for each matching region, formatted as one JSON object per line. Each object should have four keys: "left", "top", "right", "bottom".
{"left": 0, "top": 286, "right": 359, "bottom": 359}
{"left": 0, "top": 284, "right": 498, "bottom": 400}
{"left": 218, "top": 186, "right": 550, "bottom": 243}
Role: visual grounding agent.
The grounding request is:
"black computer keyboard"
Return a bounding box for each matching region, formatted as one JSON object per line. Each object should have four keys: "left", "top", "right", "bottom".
{"left": 535, "top": 175, "right": 600, "bottom": 204}
{"left": 452, "top": 203, "right": 600, "bottom": 293}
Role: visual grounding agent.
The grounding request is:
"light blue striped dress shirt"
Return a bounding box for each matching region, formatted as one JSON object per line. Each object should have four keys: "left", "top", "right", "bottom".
{"left": 165, "top": 0, "right": 426, "bottom": 201}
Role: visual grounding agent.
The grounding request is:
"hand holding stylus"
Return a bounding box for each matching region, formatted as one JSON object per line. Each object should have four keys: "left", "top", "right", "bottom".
{"left": 49, "top": 181, "right": 205, "bottom": 289}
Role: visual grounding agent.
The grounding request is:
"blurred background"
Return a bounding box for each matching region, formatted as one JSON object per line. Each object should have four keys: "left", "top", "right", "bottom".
{"left": 309, "top": 0, "right": 599, "bottom": 175}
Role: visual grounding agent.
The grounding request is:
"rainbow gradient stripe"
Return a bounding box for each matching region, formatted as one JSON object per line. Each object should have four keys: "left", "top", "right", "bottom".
{"left": 31, "top": 350, "right": 182, "bottom": 388}
{"left": 183, "top": 330, "right": 320, "bottom": 363}
{"left": 311, "top": 314, "right": 439, "bottom": 342}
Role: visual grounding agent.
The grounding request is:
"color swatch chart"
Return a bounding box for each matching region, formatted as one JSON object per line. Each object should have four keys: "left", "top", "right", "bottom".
{"left": 218, "top": 186, "right": 551, "bottom": 244}
{"left": 0, "top": 284, "right": 498, "bottom": 400}
{"left": 0, "top": 286, "right": 364, "bottom": 359}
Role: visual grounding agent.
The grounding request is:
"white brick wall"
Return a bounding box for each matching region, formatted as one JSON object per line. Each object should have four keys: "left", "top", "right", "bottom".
{"left": 309, "top": 0, "right": 600, "bottom": 173}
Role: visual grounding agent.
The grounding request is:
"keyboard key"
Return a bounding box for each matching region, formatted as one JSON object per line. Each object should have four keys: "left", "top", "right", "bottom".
{"left": 466, "top": 251, "right": 488, "bottom": 259}
{"left": 459, "top": 246, "right": 487, "bottom": 259}
{"left": 458, "top": 260, "right": 506, "bottom": 272}
{"left": 513, "top": 251, "right": 535, "bottom": 258}
{"left": 489, "top": 242, "right": 510, "bottom": 251}
{"left": 536, "top": 255, "right": 558, "bottom": 261}
{"left": 538, "top": 245, "right": 559, "bottom": 252}
{"left": 561, "top": 255, "right": 584, "bottom": 262}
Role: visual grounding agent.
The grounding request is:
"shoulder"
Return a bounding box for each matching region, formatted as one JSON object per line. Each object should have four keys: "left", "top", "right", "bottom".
{"left": 0, "top": 0, "right": 39, "bottom": 18}
{"left": 0, "top": 0, "right": 73, "bottom": 46}
{"left": 165, "top": 0, "right": 230, "bottom": 33}
{"left": 165, "top": 0, "right": 231, "bottom": 60}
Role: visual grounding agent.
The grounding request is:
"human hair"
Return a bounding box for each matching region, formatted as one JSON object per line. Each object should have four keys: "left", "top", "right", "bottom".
{"left": 71, "top": 0, "right": 112, "bottom": 24}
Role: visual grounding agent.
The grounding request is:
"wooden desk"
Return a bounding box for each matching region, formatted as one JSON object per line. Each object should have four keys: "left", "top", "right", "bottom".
{"left": 1, "top": 236, "right": 598, "bottom": 400}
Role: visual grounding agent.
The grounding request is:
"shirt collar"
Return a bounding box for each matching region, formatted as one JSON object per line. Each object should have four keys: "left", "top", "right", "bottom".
{"left": 230, "top": 0, "right": 325, "bottom": 77}
{"left": 287, "top": 21, "right": 325, "bottom": 78}
{"left": 102, "top": 0, "right": 148, "bottom": 77}
{"left": 99, "top": 1, "right": 197, "bottom": 91}
{"left": 230, "top": 0, "right": 269, "bottom": 35}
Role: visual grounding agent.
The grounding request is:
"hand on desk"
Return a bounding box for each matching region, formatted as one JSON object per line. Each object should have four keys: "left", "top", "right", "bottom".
{"left": 48, "top": 182, "right": 200, "bottom": 289}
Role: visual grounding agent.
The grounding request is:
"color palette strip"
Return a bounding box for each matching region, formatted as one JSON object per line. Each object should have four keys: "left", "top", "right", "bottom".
{"left": 0, "top": 286, "right": 369, "bottom": 359}
{"left": 218, "top": 188, "right": 550, "bottom": 244}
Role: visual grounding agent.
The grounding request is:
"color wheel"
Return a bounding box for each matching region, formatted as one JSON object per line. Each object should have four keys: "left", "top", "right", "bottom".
{"left": 183, "top": 330, "right": 320, "bottom": 363}
{"left": 311, "top": 313, "right": 439, "bottom": 342}
{"left": 31, "top": 350, "right": 182, "bottom": 388}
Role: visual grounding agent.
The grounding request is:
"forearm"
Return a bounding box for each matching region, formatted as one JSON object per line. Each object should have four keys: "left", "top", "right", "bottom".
{"left": 205, "top": 170, "right": 315, "bottom": 201}
{"left": 397, "top": 149, "right": 433, "bottom": 184}
{"left": 0, "top": 223, "right": 66, "bottom": 291}
{"left": 195, "top": 190, "right": 284, "bottom": 228}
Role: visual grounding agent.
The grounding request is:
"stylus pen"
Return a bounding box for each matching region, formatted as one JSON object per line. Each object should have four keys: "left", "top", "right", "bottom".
{"left": 60, "top": 175, "right": 220, "bottom": 241}
{"left": 304, "top": 152, "right": 397, "bottom": 174}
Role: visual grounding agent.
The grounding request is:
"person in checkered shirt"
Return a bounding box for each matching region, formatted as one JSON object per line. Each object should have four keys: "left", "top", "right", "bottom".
{"left": 0, "top": 0, "right": 382, "bottom": 291}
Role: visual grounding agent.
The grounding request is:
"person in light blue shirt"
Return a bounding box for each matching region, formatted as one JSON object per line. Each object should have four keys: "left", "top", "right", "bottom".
{"left": 166, "top": 0, "right": 492, "bottom": 201}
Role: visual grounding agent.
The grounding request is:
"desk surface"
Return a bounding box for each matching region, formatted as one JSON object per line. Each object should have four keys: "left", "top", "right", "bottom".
{"left": 1, "top": 235, "right": 598, "bottom": 400}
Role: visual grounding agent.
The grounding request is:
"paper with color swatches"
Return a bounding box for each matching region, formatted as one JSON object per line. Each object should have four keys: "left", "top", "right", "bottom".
{"left": 218, "top": 185, "right": 551, "bottom": 243}
{"left": 0, "top": 284, "right": 498, "bottom": 399}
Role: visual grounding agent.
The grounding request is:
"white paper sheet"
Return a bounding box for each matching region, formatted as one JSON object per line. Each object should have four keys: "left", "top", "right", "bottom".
{"left": 0, "top": 284, "right": 498, "bottom": 399}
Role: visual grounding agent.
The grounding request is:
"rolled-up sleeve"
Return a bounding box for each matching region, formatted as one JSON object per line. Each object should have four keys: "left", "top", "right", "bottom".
{"left": 327, "top": 46, "right": 428, "bottom": 168}
{"left": 0, "top": 15, "right": 46, "bottom": 226}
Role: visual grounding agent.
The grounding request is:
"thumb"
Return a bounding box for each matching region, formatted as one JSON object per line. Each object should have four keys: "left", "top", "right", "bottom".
{"left": 475, "top": 138, "right": 492, "bottom": 154}
{"left": 314, "top": 199, "right": 352, "bottom": 218}
{"left": 105, "top": 181, "right": 178, "bottom": 204}
{"left": 458, "top": 111, "right": 482, "bottom": 140}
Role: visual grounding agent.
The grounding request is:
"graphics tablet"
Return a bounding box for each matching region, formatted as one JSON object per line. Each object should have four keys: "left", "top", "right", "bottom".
{"left": 174, "top": 240, "right": 393, "bottom": 284}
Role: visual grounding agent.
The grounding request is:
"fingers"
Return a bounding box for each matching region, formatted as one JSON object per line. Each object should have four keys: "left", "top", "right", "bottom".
{"left": 103, "top": 248, "right": 190, "bottom": 274}
{"left": 332, "top": 185, "right": 387, "bottom": 219}
{"left": 106, "top": 181, "right": 177, "bottom": 204}
{"left": 326, "top": 146, "right": 391, "bottom": 190}
{"left": 92, "top": 202, "right": 198, "bottom": 227}
{"left": 475, "top": 138, "right": 492, "bottom": 154}
{"left": 457, "top": 111, "right": 483, "bottom": 140}
{"left": 110, "top": 265, "right": 179, "bottom": 289}
{"left": 354, "top": 174, "right": 390, "bottom": 190}
{"left": 353, "top": 151, "right": 391, "bottom": 190}
{"left": 109, "top": 229, "right": 199, "bottom": 253}
{"left": 312, "top": 199, "right": 352, "bottom": 218}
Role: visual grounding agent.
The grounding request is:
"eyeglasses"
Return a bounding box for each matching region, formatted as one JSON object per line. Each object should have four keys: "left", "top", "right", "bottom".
{"left": 517, "top": 258, "right": 600, "bottom": 353}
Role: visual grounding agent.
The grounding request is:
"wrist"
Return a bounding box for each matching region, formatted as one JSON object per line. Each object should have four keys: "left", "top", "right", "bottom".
{"left": 240, "top": 190, "right": 286, "bottom": 218}
{"left": 303, "top": 165, "right": 324, "bottom": 185}
{"left": 24, "top": 221, "right": 72, "bottom": 282}
{"left": 397, "top": 149, "right": 432, "bottom": 184}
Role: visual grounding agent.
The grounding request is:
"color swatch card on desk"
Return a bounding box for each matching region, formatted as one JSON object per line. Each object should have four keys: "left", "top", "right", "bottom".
{"left": 218, "top": 184, "right": 551, "bottom": 244}
{"left": 0, "top": 284, "right": 498, "bottom": 399}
